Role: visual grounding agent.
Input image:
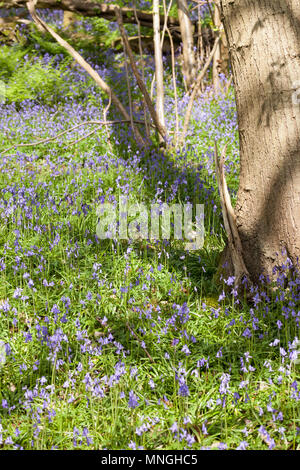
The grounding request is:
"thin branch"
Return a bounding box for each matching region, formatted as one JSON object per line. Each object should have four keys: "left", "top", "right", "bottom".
{"left": 120, "top": 30, "right": 137, "bottom": 144}
{"left": 211, "top": 2, "right": 221, "bottom": 91}
{"left": 103, "top": 90, "right": 113, "bottom": 152}
{"left": 133, "top": 0, "right": 150, "bottom": 139}
{"left": 160, "top": 0, "right": 174, "bottom": 53}
{"left": 153, "top": 0, "right": 166, "bottom": 139}
{"left": 163, "top": 0, "right": 179, "bottom": 147}
{"left": 65, "top": 126, "right": 101, "bottom": 147}
{"left": 196, "top": 3, "right": 203, "bottom": 80}
{"left": 180, "top": 36, "right": 220, "bottom": 144}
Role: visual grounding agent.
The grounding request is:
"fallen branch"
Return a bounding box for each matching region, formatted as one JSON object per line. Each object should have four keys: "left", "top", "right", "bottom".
{"left": 214, "top": 141, "right": 251, "bottom": 288}
{"left": 2, "top": 0, "right": 180, "bottom": 29}
{"left": 26, "top": 0, "right": 145, "bottom": 147}
{"left": 0, "top": 119, "right": 153, "bottom": 155}
{"left": 1, "top": 0, "right": 217, "bottom": 51}
{"left": 126, "top": 322, "right": 154, "bottom": 363}
{"left": 64, "top": 125, "right": 101, "bottom": 147}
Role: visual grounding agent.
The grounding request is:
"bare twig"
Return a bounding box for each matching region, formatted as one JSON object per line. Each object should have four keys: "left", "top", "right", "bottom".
{"left": 133, "top": 0, "right": 150, "bottom": 139}
{"left": 196, "top": 4, "right": 202, "bottom": 73}
{"left": 153, "top": 0, "right": 166, "bottom": 140}
{"left": 212, "top": 3, "right": 222, "bottom": 91}
{"left": 120, "top": 31, "right": 137, "bottom": 144}
{"left": 163, "top": 0, "right": 179, "bottom": 147}
{"left": 26, "top": 0, "right": 145, "bottom": 147}
{"left": 160, "top": 0, "right": 174, "bottom": 46}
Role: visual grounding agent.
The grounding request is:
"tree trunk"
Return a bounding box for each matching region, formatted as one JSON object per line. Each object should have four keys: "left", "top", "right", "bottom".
{"left": 219, "top": 0, "right": 300, "bottom": 281}
{"left": 177, "top": 0, "right": 196, "bottom": 89}
{"left": 153, "top": 0, "right": 166, "bottom": 137}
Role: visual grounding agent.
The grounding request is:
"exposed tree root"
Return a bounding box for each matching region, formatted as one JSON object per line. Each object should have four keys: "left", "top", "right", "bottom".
{"left": 214, "top": 141, "right": 252, "bottom": 290}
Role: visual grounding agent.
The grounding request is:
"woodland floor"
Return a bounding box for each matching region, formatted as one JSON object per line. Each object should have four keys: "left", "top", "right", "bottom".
{"left": 0, "top": 9, "right": 299, "bottom": 450}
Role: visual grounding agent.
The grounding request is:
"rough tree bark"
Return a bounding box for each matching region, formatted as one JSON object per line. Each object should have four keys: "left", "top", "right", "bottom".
{"left": 219, "top": 0, "right": 300, "bottom": 281}
{"left": 177, "top": 0, "right": 196, "bottom": 89}
{"left": 153, "top": 0, "right": 166, "bottom": 137}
